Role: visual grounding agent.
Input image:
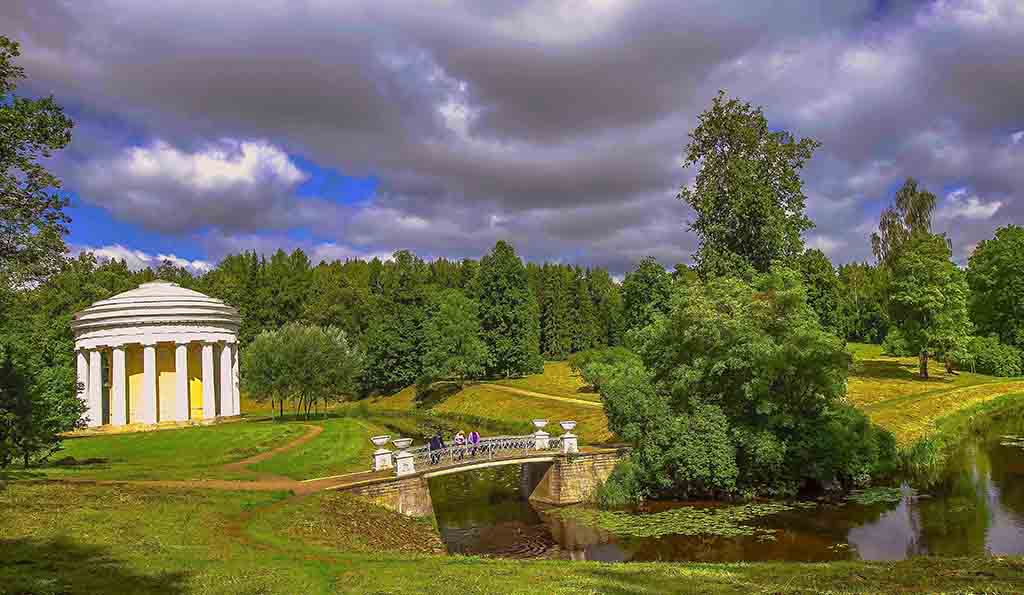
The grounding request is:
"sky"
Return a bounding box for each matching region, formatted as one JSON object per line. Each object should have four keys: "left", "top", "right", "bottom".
{"left": 4, "top": 0, "right": 1023, "bottom": 275}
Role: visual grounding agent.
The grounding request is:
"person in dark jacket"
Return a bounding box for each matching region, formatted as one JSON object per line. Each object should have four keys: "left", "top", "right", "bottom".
{"left": 429, "top": 432, "right": 445, "bottom": 464}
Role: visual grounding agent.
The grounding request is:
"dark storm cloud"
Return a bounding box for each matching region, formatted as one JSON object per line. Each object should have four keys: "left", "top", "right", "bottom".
{"left": 3, "top": 0, "right": 1023, "bottom": 273}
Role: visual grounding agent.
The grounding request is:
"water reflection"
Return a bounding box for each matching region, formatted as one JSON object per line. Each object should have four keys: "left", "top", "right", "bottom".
{"left": 428, "top": 411, "right": 1024, "bottom": 562}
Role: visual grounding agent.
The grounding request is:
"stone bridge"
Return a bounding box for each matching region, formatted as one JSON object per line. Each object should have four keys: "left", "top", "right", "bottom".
{"left": 340, "top": 421, "right": 627, "bottom": 517}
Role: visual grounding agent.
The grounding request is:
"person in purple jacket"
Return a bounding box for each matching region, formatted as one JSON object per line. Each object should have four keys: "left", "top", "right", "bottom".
{"left": 468, "top": 429, "right": 481, "bottom": 456}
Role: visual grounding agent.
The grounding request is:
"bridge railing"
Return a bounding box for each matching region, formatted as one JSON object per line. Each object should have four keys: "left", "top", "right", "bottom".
{"left": 406, "top": 434, "right": 562, "bottom": 469}
{"left": 373, "top": 422, "right": 578, "bottom": 476}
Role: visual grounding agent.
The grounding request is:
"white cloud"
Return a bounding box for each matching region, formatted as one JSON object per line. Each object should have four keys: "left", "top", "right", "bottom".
{"left": 73, "top": 243, "right": 212, "bottom": 273}
{"left": 936, "top": 188, "right": 1003, "bottom": 220}
{"left": 806, "top": 234, "right": 846, "bottom": 256}
{"left": 75, "top": 138, "right": 309, "bottom": 233}
{"left": 116, "top": 139, "right": 305, "bottom": 191}
{"left": 1012, "top": 130, "right": 1024, "bottom": 144}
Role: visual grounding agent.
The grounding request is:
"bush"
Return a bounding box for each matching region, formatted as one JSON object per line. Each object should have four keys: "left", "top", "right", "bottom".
{"left": 956, "top": 336, "right": 1023, "bottom": 377}
{"left": 881, "top": 327, "right": 914, "bottom": 356}
{"left": 594, "top": 457, "right": 646, "bottom": 509}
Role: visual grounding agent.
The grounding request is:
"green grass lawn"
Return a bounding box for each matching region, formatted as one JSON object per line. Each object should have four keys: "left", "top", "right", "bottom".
{"left": 4, "top": 482, "right": 1024, "bottom": 594}
{"left": 845, "top": 342, "right": 1024, "bottom": 447}
{"left": 25, "top": 420, "right": 306, "bottom": 481}
{"left": 246, "top": 416, "right": 387, "bottom": 480}
{"left": 494, "top": 361, "right": 601, "bottom": 402}
{"left": 433, "top": 384, "right": 612, "bottom": 443}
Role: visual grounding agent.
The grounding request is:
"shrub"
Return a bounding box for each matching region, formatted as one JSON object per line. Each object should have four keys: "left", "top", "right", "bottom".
{"left": 881, "top": 327, "right": 914, "bottom": 356}
{"left": 956, "top": 336, "right": 1023, "bottom": 377}
{"left": 595, "top": 457, "right": 646, "bottom": 509}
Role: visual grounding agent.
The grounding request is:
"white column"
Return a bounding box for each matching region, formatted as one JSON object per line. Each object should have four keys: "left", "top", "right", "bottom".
{"left": 201, "top": 342, "right": 216, "bottom": 419}
{"left": 110, "top": 346, "right": 127, "bottom": 426}
{"left": 75, "top": 350, "right": 89, "bottom": 423}
{"left": 219, "top": 342, "right": 233, "bottom": 417}
{"left": 87, "top": 349, "right": 103, "bottom": 427}
{"left": 141, "top": 342, "right": 158, "bottom": 424}
{"left": 174, "top": 342, "right": 190, "bottom": 421}
{"left": 231, "top": 343, "right": 240, "bottom": 416}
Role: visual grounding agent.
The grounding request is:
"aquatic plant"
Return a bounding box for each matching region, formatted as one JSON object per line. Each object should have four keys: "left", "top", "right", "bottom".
{"left": 550, "top": 501, "right": 816, "bottom": 539}
{"left": 844, "top": 486, "right": 912, "bottom": 506}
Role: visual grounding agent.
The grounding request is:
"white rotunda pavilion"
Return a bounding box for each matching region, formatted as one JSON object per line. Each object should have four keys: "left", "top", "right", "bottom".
{"left": 72, "top": 281, "right": 242, "bottom": 428}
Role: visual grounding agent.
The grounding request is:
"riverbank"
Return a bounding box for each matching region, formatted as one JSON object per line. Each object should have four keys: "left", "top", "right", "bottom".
{"left": 900, "top": 390, "right": 1024, "bottom": 478}
{"left": 4, "top": 481, "right": 1024, "bottom": 594}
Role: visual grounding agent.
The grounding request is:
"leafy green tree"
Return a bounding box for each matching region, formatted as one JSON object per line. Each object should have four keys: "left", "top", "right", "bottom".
{"left": 599, "top": 267, "right": 894, "bottom": 498}
{"left": 621, "top": 257, "right": 672, "bottom": 335}
{"left": 871, "top": 178, "right": 937, "bottom": 267}
{"left": 838, "top": 262, "right": 889, "bottom": 343}
{"left": 967, "top": 225, "right": 1024, "bottom": 348}
{"left": 240, "top": 323, "right": 362, "bottom": 418}
{"left": 362, "top": 251, "right": 431, "bottom": 393}
{"left": 474, "top": 241, "right": 542, "bottom": 377}
{"left": 679, "top": 90, "right": 818, "bottom": 277}
{"left": 798, "top": 249, "right": 843, "bottom": 335}
{"left": 303, "top": 261, "right": 372, "bottom": 340}
{"left": 0, "top": 36, "right": 75, "bottom": 290}
{"left": 889, "top": 234, "right": 971, "bottom": 378}
{"left": 421, "top": 289, "right": 488, "bottom": 387}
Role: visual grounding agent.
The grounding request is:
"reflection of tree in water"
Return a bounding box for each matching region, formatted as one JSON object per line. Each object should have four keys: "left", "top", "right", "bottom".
{"left": 911, "top": 440, "right": 992, "bottom": 557}
{"left": 989, "top": 419, "right": 1024, "bottom": 523}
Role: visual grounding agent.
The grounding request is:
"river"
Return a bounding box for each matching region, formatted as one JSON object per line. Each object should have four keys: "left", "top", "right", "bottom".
{"left": 428, "top": 410, "right": 1024, "bottom": 561}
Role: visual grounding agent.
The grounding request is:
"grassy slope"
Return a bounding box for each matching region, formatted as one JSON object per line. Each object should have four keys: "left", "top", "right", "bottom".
{"left": 845, "top": 343, "right": 1024, "bottom": 447}
{"left": 5, "top": 481, "right": 1024, "bottom": 595}
{"left": 494, "top": 361, "right": 602, "bottom": 402}
{"left": 434, "top": 384, "right": 612, "bottom": 442}
{"left": 26, "top": 420, "right": 305, "bottom": 481}
{"left": 246, "top": 416, "right": 388, "bottom": 480}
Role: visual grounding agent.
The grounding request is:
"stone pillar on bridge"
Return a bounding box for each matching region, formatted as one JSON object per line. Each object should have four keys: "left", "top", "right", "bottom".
{"left": 393, "top": 438, "right": 415, "bottom": 477}
{"left": 371, "top": 435, "right": 393, "bottom": 472}
{"left": 559, "top": 420, "right": 578, "bottom": 454}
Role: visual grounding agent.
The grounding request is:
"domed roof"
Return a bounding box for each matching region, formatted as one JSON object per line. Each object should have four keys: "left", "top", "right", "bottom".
{"left": 72, "top": 281, "right": 240, "bottom": 347}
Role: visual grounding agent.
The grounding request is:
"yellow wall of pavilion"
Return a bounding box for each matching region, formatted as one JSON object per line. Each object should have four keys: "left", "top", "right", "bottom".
{"left": 188, "top": 344, "right": 204, "bottom": 419}
{"left": 157, "top": 344, "right": 175, "bottom": 421}
{"left": 126, "top": 345, "right": 143, "bottom": 423}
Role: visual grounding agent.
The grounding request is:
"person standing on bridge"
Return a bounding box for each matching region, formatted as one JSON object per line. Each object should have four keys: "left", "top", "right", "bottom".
{"left": 454, "top": 431, "right": 466, "bottom": 461}
{"left": 429, "top": 431, "right": 445, "bottom": 464}
{"left": 468, "top": 429, "right": 481, "bottom": 456}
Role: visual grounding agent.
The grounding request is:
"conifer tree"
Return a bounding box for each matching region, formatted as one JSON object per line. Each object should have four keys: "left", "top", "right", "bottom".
{"left": 475, "top": 241, "right": 542, "bottom": 377}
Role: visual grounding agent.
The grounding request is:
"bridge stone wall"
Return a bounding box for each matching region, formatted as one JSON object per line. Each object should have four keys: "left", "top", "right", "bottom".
{"left": 348, "top": 475, "right": 435, "bottom": 518}
{"left": 344, "top": 449, "right": 627, "bottom": 517}
{"left": 529, "top": 450, "right": 624, "bottom": 506}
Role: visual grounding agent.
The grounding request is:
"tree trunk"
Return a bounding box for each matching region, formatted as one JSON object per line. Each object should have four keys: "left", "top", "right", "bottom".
{"left": 919, "top": 350, "right": 929, "bottom": 379}
{"left": 279, "top": 400, "right": 283, "bottom": 419}
{"left": 945, "top": 354, "right": 954, "bottom": 375}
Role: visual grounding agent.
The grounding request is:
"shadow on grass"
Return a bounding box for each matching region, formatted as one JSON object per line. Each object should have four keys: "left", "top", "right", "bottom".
{"left": 0, "top": 536, "right": 190, "bottom": 594}
{"left": 854, "top": 359, "right": 957, "bottom": 384}
{"left": 414, "top": 382, "right": 463, "bottom": 409}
